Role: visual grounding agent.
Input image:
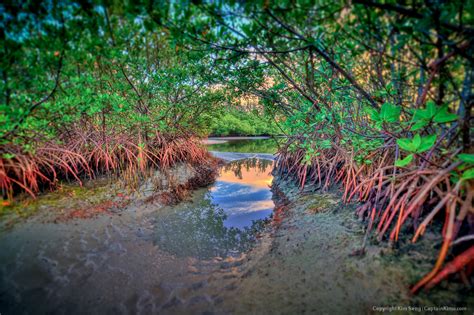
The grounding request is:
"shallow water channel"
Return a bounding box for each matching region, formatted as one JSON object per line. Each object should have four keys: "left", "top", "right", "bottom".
{"left": 154, "top": 157, "right": 275, "bottom": 259}
{"left": 1, "top": 137, "right": 470, "bottom": 314}
{"left": 0, "top": 137, "right": 279, "bottom": 314}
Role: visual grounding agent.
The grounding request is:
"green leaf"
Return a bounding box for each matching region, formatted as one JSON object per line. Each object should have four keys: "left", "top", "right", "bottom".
{"left": 397, "top": 134, "right": 436, "bottom": 153}
{"left": 395, "top": 154, "right": 414, "bottom": 167}
{"left": 412, "top": 134, "right": 422, "bottom": 150}
{"left": 410, "top": 119, "right": 428, "bottom": 131}
{"left": 459, "top": 153, "right": 474, "bottom": 164}
{"left": 413, "top": 102, "right": 457, "bottom": 125}
{"left": 2, "top": 153, "right": 16, "bottom": 159}
{"left": 273, "top": 83, "right": 286, "bottom": 90}
{"left": 461, "top": 168, "right": 474, "bottom": 181}
{"left": 380, "top": 102, "right": 400, "bottom": 123}
{"left": 413, "top": 108, "right": 430, "bottom": 121}
{"left": 426, "top": 100, "right": 438, "bottom": 117}
{"left": 416, "top": 134, "right": 437, "bottom": 153}
{"left": 368, "top": 107, "right": 380, "bottom": 122}
{"left": 320, "top": 139, "right": 331, "bottom": 149}
{"left": 449, "top": 171, "right": 460, "bottom": 184}
{"left": 397, "top": 137, "right": 416, "bottom": 152}
{"left": 413, "top": 100, "right": 439, "bottom": 121}
{"left": 433, "top": 106, "right": 457, "bottom": 123}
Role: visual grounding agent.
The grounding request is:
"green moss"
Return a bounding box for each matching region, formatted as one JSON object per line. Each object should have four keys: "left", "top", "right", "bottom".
{"left": 0, "top": 178, "right": 118, "bottom": 225}
{"left": 296, "top": 193, "right": 337, "bottom": 214}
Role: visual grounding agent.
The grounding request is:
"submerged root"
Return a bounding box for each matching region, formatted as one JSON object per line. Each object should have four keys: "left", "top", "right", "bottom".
{"left": 270, "top": 183, "right": 291, "bottom": 227}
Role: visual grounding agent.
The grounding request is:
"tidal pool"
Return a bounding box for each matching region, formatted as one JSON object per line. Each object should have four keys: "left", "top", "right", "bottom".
{"left": 155, "top": 158, "right": 275, "bottom": 259}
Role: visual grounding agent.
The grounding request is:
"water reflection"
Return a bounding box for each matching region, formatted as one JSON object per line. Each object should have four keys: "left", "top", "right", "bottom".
{"left": 154, "top": 158, "right": 274, "bottom": 259}
{"left": 207, "top": 138, "right": 279, "bottom": 154}
{"left": 221, "top": 158, "right": 274, "bottom": 181}
{"left": 212, "top": 159, "right": 274, "bottom": 228}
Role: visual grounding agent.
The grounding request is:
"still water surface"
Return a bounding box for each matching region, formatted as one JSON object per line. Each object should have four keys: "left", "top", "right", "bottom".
{"left": 206, "top": 136, "right": 279, "bottom": 154}
{"left": 211, "top": 158, "right": 274, "bottom": 229}
{"left": 155, "top": 158, "right": 274, "bottom": 259}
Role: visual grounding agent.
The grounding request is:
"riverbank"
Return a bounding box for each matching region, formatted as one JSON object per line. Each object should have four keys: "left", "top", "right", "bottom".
{"left": 207, "top": 173, "right": 473, "bottom": 314}
{"left": 204, "top": 136, "right": 280, "bottom": 155}
{"left": 0, "top": 161, "right": 218, "bottom": 229}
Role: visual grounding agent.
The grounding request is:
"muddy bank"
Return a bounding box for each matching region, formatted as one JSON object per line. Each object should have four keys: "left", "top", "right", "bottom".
{"left": 0, "top": 162, "right": 217, "bottom": 228}
{"left": 0, "top": 162, "right": 222, "bottom": 314}
{"left": 217, "top": 176, "right": 473, "bottom": 314}
{"left": 167, "top": 173, "right": 472, "bottom": 314}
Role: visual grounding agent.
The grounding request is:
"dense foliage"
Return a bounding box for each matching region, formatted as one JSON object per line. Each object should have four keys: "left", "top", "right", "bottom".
{"left": 1, "top": 2, "right": 228, "bottom": 140}
{"left": 209, "top": 108, "right": 279, "bottom": 136}
{"left": 1, "top": 0, "right": 473, "bottom": 293}
{"left": 1, "top": 1, "right": 230, "bottom": 198}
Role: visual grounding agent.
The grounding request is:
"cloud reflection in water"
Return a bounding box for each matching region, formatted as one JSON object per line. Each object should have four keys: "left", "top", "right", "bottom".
{"left": 212, "top": 159, "right": 274, "bottom": 229}
{"left": 154, "top": 158, "right": 275, "bottom": 258}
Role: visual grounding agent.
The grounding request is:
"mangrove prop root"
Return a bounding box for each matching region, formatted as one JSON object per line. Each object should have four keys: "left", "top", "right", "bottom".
{"left": 1, "top": 131, "right": 211, "bottom": 199}
{"left": 424, "top": 246, "right": 474, "bottom": 291}
{"left": 275, "top": 136, "right": 473, "bottom": 293}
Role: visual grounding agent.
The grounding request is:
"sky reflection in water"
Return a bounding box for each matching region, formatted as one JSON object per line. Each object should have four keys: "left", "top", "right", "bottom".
{"left": 212, "top": 158, "right": 274, "bottom": 229}
{"left": 154, "top": 158, "right": 274, "bottom": 258}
